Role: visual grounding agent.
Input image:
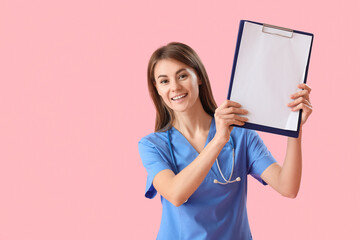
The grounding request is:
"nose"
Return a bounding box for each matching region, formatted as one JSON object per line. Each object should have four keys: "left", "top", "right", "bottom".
{"left": 169, "top": 79, "right": 181, "bottom": 92}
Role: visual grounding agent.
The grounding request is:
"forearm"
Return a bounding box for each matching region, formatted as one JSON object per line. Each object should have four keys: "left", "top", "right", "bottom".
{"left": 279, "top": 128, "right": 302, "bottom": 197}
{"left": 261, "top": 83, "right": 312, "bottom": 198}
{"left": 168, "top": 136, "right": 227, "bottom": 205}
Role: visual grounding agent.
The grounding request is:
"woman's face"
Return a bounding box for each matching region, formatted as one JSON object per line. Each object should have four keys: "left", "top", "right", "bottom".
{"left": 154, "top": 58, "right": 202, "bottom": 114}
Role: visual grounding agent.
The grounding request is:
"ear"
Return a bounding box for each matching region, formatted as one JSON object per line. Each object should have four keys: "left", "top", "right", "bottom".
{"left": 198, "top": 77, "right": 202, "bottom": 85}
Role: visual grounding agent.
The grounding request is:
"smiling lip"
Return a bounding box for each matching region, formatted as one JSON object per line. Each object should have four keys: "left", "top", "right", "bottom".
{"left": 171, "top": 93, "right": 188, "bottom": 101}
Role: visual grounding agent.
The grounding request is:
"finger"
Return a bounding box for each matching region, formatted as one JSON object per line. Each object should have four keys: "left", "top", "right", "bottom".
{"left": 287, "top": 97, "right": 312, "bottom": 108}
{"left": 218, "top": 100, "right": 241, "bottom": 109}
{"left": 216, "top": 101, "right": 243, "bottom": 115}
{"left": 302, "top": 106, "right": 313, "bottom": 116}
{"left": 299, "top": 105, "right": 312, "bottom": 124}
{"left": 290, "top": 89, "right": 310, "bottom": 100}
{"left": 228, "top": 119, "right": 246, "bottom": 126}
{"left": 221, "top": 106, "right": 248, "bottom": 115}
{"left": 221, "top": 113, "right": 248, "bottom": 122}
{"left": 235, "top": 118, "right": 247, "bottom": 126}
{"left": 222, "top": 118, "right": 246, "bottom": 127}
{"left": 298, "top": 83, "right": 312, "bottom": 94}
{"left": 291, "top": 102, "right": 313, "bottom": 112}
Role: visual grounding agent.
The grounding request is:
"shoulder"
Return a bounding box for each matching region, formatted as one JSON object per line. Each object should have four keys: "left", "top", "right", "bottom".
{"left": 138, "top": 131, "right": 169, "bottom": 152}
{"left": 230, "top": 127, "right": 264, "bottom": 150}
{"left": 138, "top": 131, "right": 173, "bottom": 168}
{"left": 230, "top": 126, "right": 254, "bottom": 141}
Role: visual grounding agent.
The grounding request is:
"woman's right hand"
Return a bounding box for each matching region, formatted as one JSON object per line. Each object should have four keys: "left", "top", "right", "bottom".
{"left": 214, "top": 100, "right": 248, "bottom": 143}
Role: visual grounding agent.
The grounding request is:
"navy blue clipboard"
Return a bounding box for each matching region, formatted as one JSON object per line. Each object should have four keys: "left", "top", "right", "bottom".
{"left": 227, "top": 20, "right": 314, "bottom": 138}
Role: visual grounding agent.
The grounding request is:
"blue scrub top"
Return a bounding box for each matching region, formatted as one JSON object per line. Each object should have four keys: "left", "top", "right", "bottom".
{"left": 138, "top": 118, "right": 276, "bottom": 240}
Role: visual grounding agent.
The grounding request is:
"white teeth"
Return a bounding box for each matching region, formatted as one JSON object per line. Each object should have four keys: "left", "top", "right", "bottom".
{"left": 172, "top": 94, "right": 186, "bottom": 100}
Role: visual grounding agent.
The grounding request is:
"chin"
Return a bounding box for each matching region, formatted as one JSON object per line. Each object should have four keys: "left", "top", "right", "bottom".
{"left": 168, "top": 103, "right": 189, "bottom": 113}
{"left": 167, "top": 99, "right": 199, "bottom": 113}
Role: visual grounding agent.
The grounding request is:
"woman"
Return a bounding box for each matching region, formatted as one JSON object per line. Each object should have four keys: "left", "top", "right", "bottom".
{"left": 138, "top": 42, "right": 312, "bottom": 239}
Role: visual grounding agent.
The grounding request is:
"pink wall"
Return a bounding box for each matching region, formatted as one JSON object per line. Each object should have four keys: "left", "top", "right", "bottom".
{"left": 1, "top": 0, "right": 359, "bottom": 239}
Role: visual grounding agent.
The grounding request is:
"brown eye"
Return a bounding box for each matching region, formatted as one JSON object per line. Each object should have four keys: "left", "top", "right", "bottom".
{"left": 179, "top": 74, "right": 188, "bottom": 80}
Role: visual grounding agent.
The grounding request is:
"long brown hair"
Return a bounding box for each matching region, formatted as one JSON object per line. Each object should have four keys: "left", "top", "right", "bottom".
{"left": 147, "top": 42, "right": 217, "bottom": 132}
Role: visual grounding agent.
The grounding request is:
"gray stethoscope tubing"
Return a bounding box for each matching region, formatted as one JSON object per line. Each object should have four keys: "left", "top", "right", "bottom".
{"left": 167, "top": 130, "right": 241, "bottom": 185}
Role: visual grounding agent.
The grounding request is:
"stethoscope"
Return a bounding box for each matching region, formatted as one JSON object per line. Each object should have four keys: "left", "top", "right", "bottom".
{"left": 167, "top": 130, "right": 241, "bottom": 185}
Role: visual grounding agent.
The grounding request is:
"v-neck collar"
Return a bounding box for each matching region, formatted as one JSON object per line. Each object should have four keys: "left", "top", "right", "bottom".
{"left": 170, "top": 117, "right": 215, "bottom": 154}
{"left": 169, "top": 117, "right": 218, "bottom": 177}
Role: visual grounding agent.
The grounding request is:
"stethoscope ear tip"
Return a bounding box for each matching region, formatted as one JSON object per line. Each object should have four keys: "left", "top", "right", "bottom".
{"left": 236, "top": 177, "right": 241, "bottom": 181}
{"left": 213, "top": 179, "right": 219, "bottom": 184}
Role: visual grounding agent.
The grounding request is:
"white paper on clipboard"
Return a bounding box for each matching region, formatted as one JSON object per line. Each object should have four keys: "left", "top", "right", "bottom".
{"left": 229, "top": 21, "right": 313, "bottom": 131}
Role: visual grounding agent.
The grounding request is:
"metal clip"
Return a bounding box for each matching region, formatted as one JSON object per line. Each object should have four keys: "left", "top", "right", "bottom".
{"left": 262, "top": 23, "right": 294, "bottom": 38}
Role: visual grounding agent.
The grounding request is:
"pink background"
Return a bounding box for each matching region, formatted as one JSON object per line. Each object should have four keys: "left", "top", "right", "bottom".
{"left": 1, "top": 0, "right": 359, "bottom": 239}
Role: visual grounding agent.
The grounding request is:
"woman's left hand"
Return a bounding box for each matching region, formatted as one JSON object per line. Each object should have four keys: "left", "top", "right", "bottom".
{"left": 287, "top": 83, "right": 313, "bottom": 126}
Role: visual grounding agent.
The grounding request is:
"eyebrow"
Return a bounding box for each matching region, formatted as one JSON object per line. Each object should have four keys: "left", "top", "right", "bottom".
{"left": 157, "top": 68, "right": 186, "bottom": 79}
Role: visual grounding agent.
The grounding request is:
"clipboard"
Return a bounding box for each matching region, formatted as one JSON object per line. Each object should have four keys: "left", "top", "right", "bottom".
{"left": 227, "top": 20, "right": 314, "bottom": 138}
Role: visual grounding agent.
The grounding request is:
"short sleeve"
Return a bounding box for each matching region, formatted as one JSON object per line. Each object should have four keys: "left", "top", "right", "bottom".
{"left": 246, "top": 130, "right": 277, "bottom": 185}
{"left": 138, "top": 138, "right": 172, "bottom": 199}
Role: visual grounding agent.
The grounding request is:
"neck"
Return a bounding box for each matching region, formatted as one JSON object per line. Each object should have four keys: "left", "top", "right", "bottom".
{"left": 172, "top": 98, "right": 212, "bottom": 138}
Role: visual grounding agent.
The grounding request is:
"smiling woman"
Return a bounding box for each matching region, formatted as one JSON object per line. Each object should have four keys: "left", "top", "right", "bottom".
{"left": 154, "top": 59, "right": 202, "bottom": 114}
{"left": 146, "top": 43, "right": 217, "bottom": 132}
{"left": 138, "top": 42, "right": 313, "bottom": 239}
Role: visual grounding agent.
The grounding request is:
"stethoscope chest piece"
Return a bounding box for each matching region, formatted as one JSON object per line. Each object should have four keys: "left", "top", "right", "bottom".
{"left": 213, "top": 177, "right": 241, "bottom": 185}
{"left": 213, "top": 147, "right": 241, "bottom": 185}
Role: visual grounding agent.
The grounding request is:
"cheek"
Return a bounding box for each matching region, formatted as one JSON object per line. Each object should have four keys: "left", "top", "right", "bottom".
{"left": 156, "top": 88, "right": 170, "bottom": 102}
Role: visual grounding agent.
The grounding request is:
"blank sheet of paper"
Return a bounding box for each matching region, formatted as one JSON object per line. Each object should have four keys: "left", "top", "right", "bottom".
{"left": 229, "top": 21, "right": 313, "bottom": 135}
